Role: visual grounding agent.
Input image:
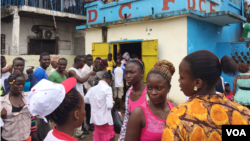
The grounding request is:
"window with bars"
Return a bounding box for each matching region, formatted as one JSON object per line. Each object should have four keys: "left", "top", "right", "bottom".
{"left": 1, "top": 34, "right": 5, "bottom": 54}
{"left": 28, "top": 39, "right": 57, "bottom": 55}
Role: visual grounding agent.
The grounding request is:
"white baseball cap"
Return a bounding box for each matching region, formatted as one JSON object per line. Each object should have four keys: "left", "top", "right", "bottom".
{"left": 27, "top": 77, "right": 77, "bottom": 122}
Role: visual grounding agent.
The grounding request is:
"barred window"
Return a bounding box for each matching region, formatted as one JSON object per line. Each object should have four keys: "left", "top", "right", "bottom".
{"left": 28, "top": 39, "right": 57, "bottom": 55}
{"left": 1, "top": 34, "right": 5, "bottom": 55}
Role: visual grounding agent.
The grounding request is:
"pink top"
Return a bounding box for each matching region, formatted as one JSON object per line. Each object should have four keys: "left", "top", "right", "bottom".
{"left": 140, "top": 101, "right": 173, "bottom": 141}
{"left": 225, "top": 90, "right": 233, "bottom": 100}
{"left": 128, "top": 87, "right": 147, "bottom": 114}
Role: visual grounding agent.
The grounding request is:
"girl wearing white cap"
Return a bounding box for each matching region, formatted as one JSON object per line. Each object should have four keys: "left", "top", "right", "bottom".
{"left": 84, "top": 70, "right": 116, "bottom": 141}
{"left": 26, "top": 77, "right": 85, "bottom": 141}
{"left": 1, "top": 73, "right": 31, "bottom": 141}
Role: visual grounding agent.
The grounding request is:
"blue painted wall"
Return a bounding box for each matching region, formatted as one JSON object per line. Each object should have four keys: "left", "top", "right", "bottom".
{"left": 84, "top": 0, "right": 242, "bottom": 26}
{"left": 187, "top": 17, "right": 222, "bottom": 54}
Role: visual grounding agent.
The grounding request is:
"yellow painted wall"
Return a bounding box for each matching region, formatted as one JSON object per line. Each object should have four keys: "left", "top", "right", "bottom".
{"left": 85, "top": 17, "right": 188, "bottom": 104}
{"left": 3, "top": 55, "right": 76, "bottom": 74}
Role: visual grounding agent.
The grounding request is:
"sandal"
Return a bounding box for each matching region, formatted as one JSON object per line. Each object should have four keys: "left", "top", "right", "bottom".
{"left": 75, "top": 134, "right": 89, "bottom": 140}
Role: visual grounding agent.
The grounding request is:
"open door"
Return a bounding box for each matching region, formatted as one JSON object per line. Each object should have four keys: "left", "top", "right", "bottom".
{"left": 141, "top": 40, "right": 158, "bottom": 83}
{"left": 92, "top": 43, "right": 109, "bottom": 60}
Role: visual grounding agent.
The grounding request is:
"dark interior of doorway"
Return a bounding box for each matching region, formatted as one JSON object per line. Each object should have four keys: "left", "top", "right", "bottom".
{"left": 113, "top": 42, "right": 142, "bottom": 62}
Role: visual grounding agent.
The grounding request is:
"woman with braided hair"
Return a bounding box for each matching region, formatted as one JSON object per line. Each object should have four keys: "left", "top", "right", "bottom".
{"left": 124, "top": 60, "right": 175, "bottom": 141}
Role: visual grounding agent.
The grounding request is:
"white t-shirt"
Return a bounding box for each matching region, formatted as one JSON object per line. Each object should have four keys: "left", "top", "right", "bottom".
{"left": 49, "top": 68, "right": 56, "bottom": 76}
{"left": 68, "top": 67, "right": 84, "bottom": 97}
{"left": 112, "top": 67, "right": 125, "bottom": 88}
{"left": 121, "top": 59, "right": 126, "bottom": 70}
{"left": 84, "top": 80, "right": 113, "bottom": 126}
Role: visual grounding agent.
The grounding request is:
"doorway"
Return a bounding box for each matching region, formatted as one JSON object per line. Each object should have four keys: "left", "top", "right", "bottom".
{"left": 113, "top": 42, "right": 142, "bottom": 62}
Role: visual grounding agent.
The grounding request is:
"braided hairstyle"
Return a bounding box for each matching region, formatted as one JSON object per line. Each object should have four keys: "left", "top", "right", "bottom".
{"left": 45, "top": 88, "right": 83, "bottom": 125}
{"left": 147, "top": 60, "right": 175, "bottom": 86}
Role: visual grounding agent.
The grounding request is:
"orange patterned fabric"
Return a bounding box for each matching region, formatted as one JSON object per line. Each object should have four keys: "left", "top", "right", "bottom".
{"left": 162, "top": 94, "right": 250, "bottom": 141}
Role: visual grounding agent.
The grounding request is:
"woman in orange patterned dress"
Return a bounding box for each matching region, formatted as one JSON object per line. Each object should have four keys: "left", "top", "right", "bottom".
{"left": 161, "top": 50, "right": 250, "bottom": 141}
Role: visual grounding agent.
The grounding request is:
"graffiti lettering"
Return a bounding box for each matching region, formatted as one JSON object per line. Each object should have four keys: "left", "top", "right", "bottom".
{"left": 162, "top": 0, "right": 175, "bottom": 11}
{"left": 199, "top": 0, "right": 206, "bottom": 13}
{"left": 119, "top": 3, "right": 132, "bottom": 19}
{"left": 188, "top": 0, "right": 195, "bottom": 9}
{"left": 88, "top": 9, "right": 98, "bottom": 23}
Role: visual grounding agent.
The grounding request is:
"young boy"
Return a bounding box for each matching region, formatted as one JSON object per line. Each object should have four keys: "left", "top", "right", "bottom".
{"left": 112, "top": 60, "right": 125, "bottom": 112}
{"left": 50, "top": 61, "right": 58, "bottom": 76}
{"left": 107, "top": 53, "right": 116, "bottom": 73}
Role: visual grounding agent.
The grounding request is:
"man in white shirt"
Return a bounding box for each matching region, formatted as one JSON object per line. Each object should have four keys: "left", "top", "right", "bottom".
{"left": 68, "top": 55, "right": 95, "bottom": 139}
{"left": 81, "top": 54, "right": 94, "bottom": 131}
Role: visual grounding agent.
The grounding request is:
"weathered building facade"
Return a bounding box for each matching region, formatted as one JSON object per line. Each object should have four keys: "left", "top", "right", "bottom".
{"left": 77, "top": 0, "right": 246, "bottom": 104}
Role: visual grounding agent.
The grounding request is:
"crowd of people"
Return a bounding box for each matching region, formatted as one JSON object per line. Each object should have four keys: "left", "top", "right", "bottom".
{"left": 1, "top": 50, "right": 250, "bottom": 141}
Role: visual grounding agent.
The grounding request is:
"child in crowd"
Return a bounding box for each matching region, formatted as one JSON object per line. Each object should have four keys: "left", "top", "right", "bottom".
{"left": 26, "top": 66, "right": 34, "bottom": 75}
{"left": 107, "top": 53, "right": 116, "bottom": 73}
{"left": 27, "top": 78, "right": 85, "bottom": 141}
{"left": 224, "top": 82, "right": 233, "bottom": 101}
{"left": 112, "top": 59, "right": 125, "bottom": 112}
{"left": 84, "top": 70, "right": 116, "bottom": 141}
{"left": 50, "top": 61, "right": 58, "bottom": 75}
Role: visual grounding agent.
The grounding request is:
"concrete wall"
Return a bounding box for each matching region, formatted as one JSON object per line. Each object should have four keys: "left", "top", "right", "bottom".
{"left": 1, "top": 20, "right": 13, "bottom": 55}
{"left": 74, "top": 30, "right": 86, "bottom": 55}
{"left": 3, "top": 55, "right": 76, "bottom": 75}
{"left": 19, "top": 17, "right": 79, "bottom": 55}
{"left": 85, "top": 17, "right": 188, "bottom": 104}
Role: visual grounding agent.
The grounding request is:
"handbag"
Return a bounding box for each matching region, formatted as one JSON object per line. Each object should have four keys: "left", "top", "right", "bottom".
{"left": 112, "top": 108, "right": 123, "bottom": 134}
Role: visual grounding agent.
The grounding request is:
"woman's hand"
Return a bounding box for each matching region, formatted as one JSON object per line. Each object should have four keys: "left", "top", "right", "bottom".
{"left": 1, "top": 108, "right": 7, "bottom": 119}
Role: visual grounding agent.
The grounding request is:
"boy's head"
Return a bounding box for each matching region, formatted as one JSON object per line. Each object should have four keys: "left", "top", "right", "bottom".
{"left": 74, "top": 55, "right": 85, "bottom": 69}
{"left": 116, "top": 59, "right": 121, "bottom": 67}
{"left": 51, "top": 61, "right": 58, "bottom": 69}
{"left": 108, "top": 53, "right": 112, "bottom": 61}
{"left": 86, "top": 54, "right": 93, "bottom": 67}
{"left": 225, "top": 82, "right": 230, "bottom": 92}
